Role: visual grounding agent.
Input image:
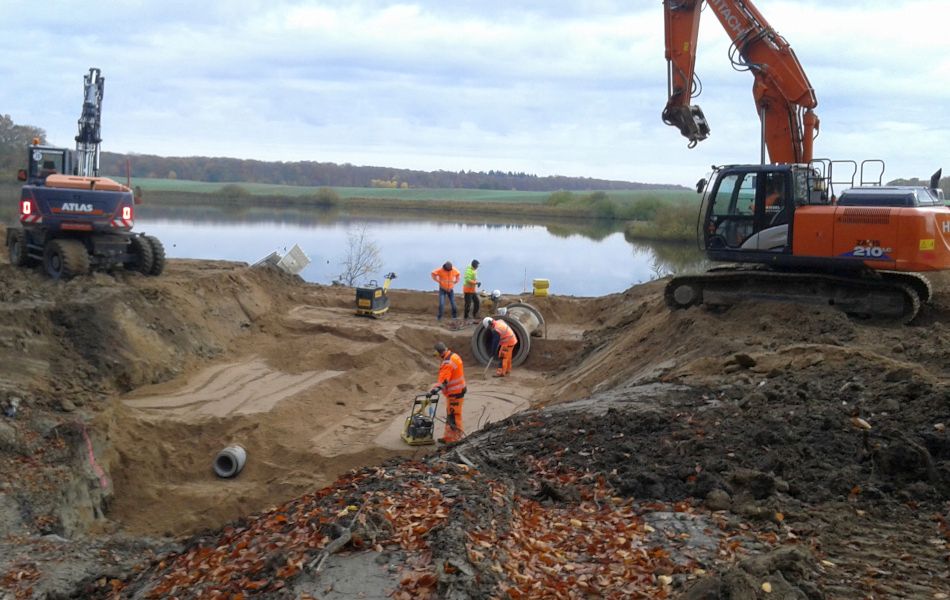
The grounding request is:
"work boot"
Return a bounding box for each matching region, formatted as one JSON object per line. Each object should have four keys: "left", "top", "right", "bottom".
{"left": 493, "top": 370, "right": 505, "bottom": 377}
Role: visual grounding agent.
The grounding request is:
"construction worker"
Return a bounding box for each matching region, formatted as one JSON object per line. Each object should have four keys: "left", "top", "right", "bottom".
{"left": 430, "top": 341, "right": 466, "bottom": 443}
{"left": 462, "top": 259, "right": 481, "bottom": 319}
{"left": 764, "top": 173, "right": 785, "bottom": 208}
{"left": 482, "top": 317, "right": 517, "bottom": 377}
{"left": 431, "top": 261, "right": 461, "bottom": 320}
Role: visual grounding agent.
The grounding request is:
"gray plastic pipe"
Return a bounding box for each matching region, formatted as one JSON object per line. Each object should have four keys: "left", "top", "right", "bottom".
{"left": 213, "top": 445, "right": 247, "bottom": 478}
{"left": 470, "top": 302, "right": 545, "bottom": 366}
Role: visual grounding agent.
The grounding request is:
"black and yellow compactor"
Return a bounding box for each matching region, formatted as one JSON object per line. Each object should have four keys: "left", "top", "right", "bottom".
{"left": 355, "top": 272, "right": 397, "bottom": 317}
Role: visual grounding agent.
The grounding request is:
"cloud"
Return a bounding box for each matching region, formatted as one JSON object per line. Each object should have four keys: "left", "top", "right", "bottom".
{"left": 1, "top": 0, "right": 948, "bottom": 186}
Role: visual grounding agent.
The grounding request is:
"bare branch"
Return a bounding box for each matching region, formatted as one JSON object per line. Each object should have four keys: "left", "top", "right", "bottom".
{"left": 338, "top": 224, "right": 383, "bottom": 286}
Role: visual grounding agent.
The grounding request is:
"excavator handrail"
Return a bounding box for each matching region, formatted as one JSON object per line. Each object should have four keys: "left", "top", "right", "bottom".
{"left": 859, "top": 160, "right": 886, "bottom": 187}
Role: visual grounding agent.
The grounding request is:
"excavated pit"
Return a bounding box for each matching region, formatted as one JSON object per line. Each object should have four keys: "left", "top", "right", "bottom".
{"left": 1, "top": 221, "right": 948, "bottom": 598}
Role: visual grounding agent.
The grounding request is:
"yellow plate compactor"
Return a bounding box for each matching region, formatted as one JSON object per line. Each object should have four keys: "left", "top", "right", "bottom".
{"left": 355, "top": 272, "right": 397, "bottom": 317}
{"left": 401, "top": 391, "right": 440, "bottom": 446}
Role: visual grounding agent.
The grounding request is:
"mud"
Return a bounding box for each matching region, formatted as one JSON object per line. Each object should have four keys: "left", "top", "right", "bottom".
{"left": 0, "top": 222, "right": 948, "bottom": 598}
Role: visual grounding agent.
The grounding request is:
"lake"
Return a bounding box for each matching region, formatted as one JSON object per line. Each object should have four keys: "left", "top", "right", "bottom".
{"left": 10, "top": 201, "right": 707, "bottom": 297}
{"left": 133, "top": 205, "right": 706, "bottom": 296}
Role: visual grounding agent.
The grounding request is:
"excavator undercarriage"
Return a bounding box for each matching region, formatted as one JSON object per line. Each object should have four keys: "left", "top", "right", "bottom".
{"left": 665, "top": 267, "right": 930, "bottom": 324}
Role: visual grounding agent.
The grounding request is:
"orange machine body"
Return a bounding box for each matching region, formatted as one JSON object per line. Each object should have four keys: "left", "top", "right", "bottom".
{"left": 792, "top": 204, "right": 950, "bottom": 272}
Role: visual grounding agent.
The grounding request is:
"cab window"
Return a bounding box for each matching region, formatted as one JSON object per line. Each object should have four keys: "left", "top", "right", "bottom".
{"left": 30, "top": 150, "right": 65, "bottom": 177}
{"left": 712, "top": 172, "right": 756, "bottom": 216}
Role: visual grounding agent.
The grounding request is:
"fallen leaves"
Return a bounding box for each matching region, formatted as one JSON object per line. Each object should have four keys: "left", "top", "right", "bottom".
{"left": 91, "top": 456, "right": 784, "bottom": 599}
{"left": 464, "top": 465, "right": 692, "bottom": 599}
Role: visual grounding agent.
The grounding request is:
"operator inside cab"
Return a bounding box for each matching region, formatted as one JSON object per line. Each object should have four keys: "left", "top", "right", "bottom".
{"left": 29, "top": 150, "right": 65, "bottom": 181}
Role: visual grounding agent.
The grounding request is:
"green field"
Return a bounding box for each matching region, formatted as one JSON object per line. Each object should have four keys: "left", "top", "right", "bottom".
{"left": 124, "top": 177, "right": 693, "bottom": 205}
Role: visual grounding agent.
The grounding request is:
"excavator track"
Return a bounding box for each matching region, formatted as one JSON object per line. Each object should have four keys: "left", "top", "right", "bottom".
{"left": 665, "top": 268, "right": 925, "bottom": 324}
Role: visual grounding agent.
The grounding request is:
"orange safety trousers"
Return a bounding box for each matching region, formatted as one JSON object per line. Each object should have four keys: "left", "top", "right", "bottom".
{"left": 495, "top": 344, "right": 514, "bottom": 376}
{"left": 443, "top": 395, "right": 464, "bottom": 443}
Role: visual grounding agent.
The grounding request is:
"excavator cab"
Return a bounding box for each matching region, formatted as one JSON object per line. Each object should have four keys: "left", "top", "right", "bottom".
{"left": 699, "top": 164, "right": 820, "bottom": 259}
{"left": 24, "top": 145, "right": 72, "bottom": 184}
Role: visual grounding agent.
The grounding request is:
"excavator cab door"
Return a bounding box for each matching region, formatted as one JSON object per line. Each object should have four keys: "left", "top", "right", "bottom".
{"left": 703, "top": 170, "right": 757, "bottom": 249}
{"left": 703, "top": 167, "right": 794, "bottom": 254}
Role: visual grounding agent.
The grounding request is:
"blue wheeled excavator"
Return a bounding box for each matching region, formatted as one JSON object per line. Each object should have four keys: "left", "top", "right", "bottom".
{"left": 6, "top": 68, "right": 165, "bottom": 280}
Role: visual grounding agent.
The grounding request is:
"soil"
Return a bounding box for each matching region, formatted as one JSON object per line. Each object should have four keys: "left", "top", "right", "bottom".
{"left": 0, "top": 222, "right": 948, "bottom": 599}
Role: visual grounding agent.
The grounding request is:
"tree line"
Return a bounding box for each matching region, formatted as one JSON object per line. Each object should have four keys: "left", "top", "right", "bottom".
{"left": 4, "top": 114, "right": 945, "bottom": 195}
{"left": 0, "top": 114, "right": 46, "bottom": 175}
{"left": 97, "top": 152, "right": 679, "bottom": 192}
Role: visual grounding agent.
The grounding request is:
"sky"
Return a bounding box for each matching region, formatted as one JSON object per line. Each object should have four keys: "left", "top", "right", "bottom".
{"left": 2, "top": 0, "right": 948, "bottom": 187}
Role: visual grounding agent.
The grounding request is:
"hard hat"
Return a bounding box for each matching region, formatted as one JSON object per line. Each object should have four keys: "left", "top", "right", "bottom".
{"left": 491, "top": 289, "right": 501, "bottom": 300}
{"left": 482, "top": 317, "right": 493, "bottom": 329}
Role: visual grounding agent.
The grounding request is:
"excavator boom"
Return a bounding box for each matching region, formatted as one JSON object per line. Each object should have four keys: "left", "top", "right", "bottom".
{"left": 663, "top": 0, "right": 818, "bottom": 163}
{"left": 75, "top": 67, "right": 104, "bottom": 178}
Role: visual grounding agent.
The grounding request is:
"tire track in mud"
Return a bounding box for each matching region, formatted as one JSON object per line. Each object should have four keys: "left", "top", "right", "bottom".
{"left": 123, "top": 358, "right": 343, "bottom": 418}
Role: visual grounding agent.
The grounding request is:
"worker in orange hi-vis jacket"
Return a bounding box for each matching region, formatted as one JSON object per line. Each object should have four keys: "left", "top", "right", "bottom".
{"left": 431, "top": 261, "right": 461, "bottom": 321}
{"left": 482, "top": 317, "right": 517, "bottom": 377}
{"left": 430, "top": 341, "right": 466, "bottom": 443}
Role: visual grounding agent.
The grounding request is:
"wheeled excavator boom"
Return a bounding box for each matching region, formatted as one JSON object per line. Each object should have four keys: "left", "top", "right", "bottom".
{"left": 74, "top": 67, "right": 104, "bottom": 178}
{"left": 660, "top": 0, "right": 950, "bottom": 323}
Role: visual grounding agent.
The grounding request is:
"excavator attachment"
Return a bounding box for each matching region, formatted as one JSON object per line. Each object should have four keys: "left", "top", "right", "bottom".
{"left": 662, "top": 105, "right": 710, "bottom": 148}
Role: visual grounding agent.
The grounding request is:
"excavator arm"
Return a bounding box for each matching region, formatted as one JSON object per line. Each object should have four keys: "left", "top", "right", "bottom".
{"left": 75, "top": 67, "right": 104, "bottom": 177}
{"left": 663, "top": 0, "right": 819, "bottom": 163}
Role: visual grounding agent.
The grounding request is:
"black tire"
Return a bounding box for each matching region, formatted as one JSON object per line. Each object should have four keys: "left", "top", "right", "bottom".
{"left": 44, "top": 239, "right": 90, "bottom": 280}
{"left": 8, "top": 229, "right": 32, "bottom": 267}
{"left": 129, "top": 235, "right": 154, "bottom": 274}
{"left": 144, "top": 235, "right": 165, "bottom": 276}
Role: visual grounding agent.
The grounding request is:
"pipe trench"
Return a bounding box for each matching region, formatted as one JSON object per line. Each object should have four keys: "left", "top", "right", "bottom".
{"left": 470, "top": 302, "right": 545, "bottom": 366}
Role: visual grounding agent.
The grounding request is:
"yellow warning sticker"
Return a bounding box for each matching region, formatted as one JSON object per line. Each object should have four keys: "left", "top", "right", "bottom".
{"left": 920, "top": 239, "right": 935, "bottom": 251}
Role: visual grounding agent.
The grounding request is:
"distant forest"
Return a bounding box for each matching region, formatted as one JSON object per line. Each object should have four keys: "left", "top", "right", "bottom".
{"left": 99, "top": 152, "right": 681, "bottom": 192}
{"left": 3, "top": 114, "right": 946, "bottom": 194}
{"left": 2, "top": 113, "right": 676, "bottom": 191}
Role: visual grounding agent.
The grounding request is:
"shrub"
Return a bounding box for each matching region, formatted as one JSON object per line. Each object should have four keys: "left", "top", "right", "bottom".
{"left": 589, "top": 194, "right": 616, "bottom": 219}
{"left": 546, "top": 190, "right": 575, "bottom": 206}
{"left": 217, "top": 183, "right": 250, "bottom": 197}
{"left": 626, "top": 201, "right": 698, "bottom": 242}
{"left": 312, "top": 187, "right": 341, "bottom": 207}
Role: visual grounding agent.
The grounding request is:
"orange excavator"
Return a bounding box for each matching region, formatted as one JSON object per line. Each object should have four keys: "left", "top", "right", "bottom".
{"left": 661, "top": 0, "right": 949, "bottom": 322}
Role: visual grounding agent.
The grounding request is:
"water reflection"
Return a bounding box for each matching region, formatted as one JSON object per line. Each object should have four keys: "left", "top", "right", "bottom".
{"left": 636, "top": 238, "right": 710, "bottom": 278}
{"left": 135, "top": 203, "right": 627, "bottom": 243}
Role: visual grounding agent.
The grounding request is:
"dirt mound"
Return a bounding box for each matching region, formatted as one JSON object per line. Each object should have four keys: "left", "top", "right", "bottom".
{"left": 1, "top": 234, "right": 949, "bottom": 598}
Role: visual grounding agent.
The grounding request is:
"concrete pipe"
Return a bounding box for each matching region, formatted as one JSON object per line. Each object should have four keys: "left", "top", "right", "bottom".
{"left": 470, "top": 303, "right": 545, "bottom": 366}
{"left": 213, "top": 445, "right": 247, "bottom": 479}
{"left": 503, "top": 302, "right": 545, "bottom": 337}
